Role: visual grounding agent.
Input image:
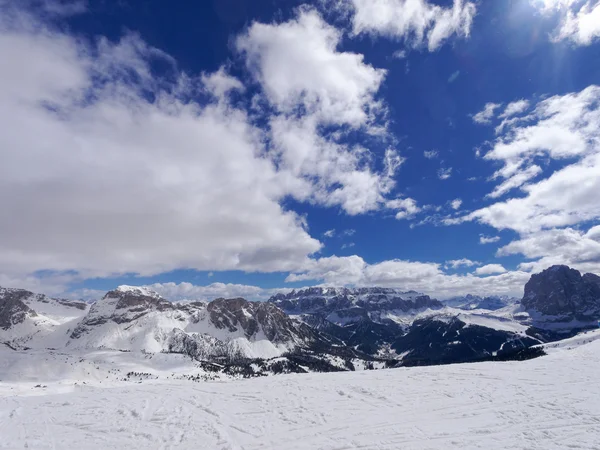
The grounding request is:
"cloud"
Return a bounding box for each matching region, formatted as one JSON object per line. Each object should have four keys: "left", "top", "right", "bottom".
{"left": 424, "top": 149, "right": 438, "bottom": 159}
{"left": 0, "top": 3, "right": 417, "bottom": 288}
{"left": 472, "top": 102, "right": 502, "bottom": 124}
{"left": 480, "top": 235, "right": 501, "bottom": 244}
{"left": 392, "top": 49, "right": 407, "bottom": 59}
{"left": 0, "top": 4, "right": 327, "bottom": 281}
{"left": 350, "top": 0, "right": 477, "bottom": 51}
{"left": 342, "top": 229, "right": 356, "bottom": 237}
{"left": 498, "top": 99, "right": 529, "bottom": 119}
{"left": 446, "top": 258, "right": 480, "bottom": 269}
{"left": 324, "top": 229, "right": 336, "bottom": 238}
{"left": 497, "top": 226, "right": 600, "bottom": 274}
{"left": 237, "top": 8, "right": 385, "bottom": 128}
{"left": 341, "top": 242, "right": 356, "bottom": 249}
{"left": 438, "top": 167, "right": 453, "bottom": 180}
{"left": 386, "top": 197, "right": 421, "bottom": 219}
{"left": 286, "top": 256, "right": 528, "bottom": 298}
{"left": 465, "top": 86, "right": 600, "bottom": 232}
{"left": 238, "top": 8, "right": 406, "bottom": 216}
{"left": 475, "top": 264, "right": 507, "bottom": 275}
{"left": 447, "top": 70, "right": 460, "bottom": 83}
{"left": 450, "top": 198, "right": 462, "bottom": 210}
{"left": 533, "top": 0, "right": 600, "bottom": 46}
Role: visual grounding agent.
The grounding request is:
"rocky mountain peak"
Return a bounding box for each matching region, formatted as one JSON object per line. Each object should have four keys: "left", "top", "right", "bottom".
{"left": 207, "top": 297, "right": 312, "bottom": 344}
{"left": 70, "top": 286, "right": 174, "bottom": 339}
{"left": 0, "top": 287, "right": 37, "bottom": 330}
{"left": 522, "top": 265, "right": 600, "bottom": 322}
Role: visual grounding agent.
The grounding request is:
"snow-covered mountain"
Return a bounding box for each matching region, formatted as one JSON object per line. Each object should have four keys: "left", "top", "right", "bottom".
{"left": 0, "top": 287, "right": 88, "bottom": 348}
{"left": 67, "top": 286, "right": 327, "bottom": 360}
{"left": 3, "top": 264, "right": 600, "bottom": 377}
{"left": 442, "top": 294, "right": 518, "bottom": 311}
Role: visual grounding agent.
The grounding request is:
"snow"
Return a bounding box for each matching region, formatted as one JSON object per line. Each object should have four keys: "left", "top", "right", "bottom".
{"left": 458, "top": 313, "right": 530, "bottom": 333}
{"left": 2, "top": 339, "right": 600, "bottom": 449}
{"left": 115, "top": 285, "right": 161, "bottom": 298}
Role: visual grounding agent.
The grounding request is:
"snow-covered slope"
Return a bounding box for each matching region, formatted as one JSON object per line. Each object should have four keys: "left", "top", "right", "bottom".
{"left": 2, "top": 339, "right": 600, "bottom": 449}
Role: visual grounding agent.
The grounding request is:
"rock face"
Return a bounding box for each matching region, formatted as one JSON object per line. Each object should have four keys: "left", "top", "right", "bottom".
{"left": 443, "top": 294, "right": 518, "bottom": 311}
{"left": 0, "top": 288, "right": 37, "bottom": 330}
{"left": 70, "top": 286, "right": 176, "bottom": 338}
{"left": 270, "top": 287, "right": 443, "bottom": 356}
{"left": 270, "top": 287, "right": 442, "bottom": 320}
{"left": 522, "top": 266, "right": 600, "bottom": 322}
{"left": 207, "top": 298, "right": 316, "bottom": 345}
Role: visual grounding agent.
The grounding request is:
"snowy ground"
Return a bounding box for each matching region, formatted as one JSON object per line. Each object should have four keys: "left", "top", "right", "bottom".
{"left": 1, "top": 339, "right": 600, "bottom": 449}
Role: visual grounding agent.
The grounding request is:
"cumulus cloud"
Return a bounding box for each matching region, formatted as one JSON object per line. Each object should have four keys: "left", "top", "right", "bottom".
{"left": 286, "top": 256, "right": 528, "bottom": 298}
{"left": 497, "top": 226, "right": 600, "bottom": 274}
{"left": 450, "top": 198, "right": 462, "bottom": 210}
{"left": 472, "top": 102, "right": 502, "bottom": 124}
{"left": 446, "top": 258, "right": 480, "bottom": 269}
{"left": 424, "top": 149, "right": 438, "bottom": 159}
{"left": 498, "top": 99, "right": 529, "bottom": 119}
{"left": 350, "top": 0, "right": 477, "bottom": 51}
{"left": 238, "top": 8, "right": 406, "bottom": 216}
{"left": 475, "top": 264, "right": 507, "bottom": 275}
{"left": 0, "top": 3, "right": 418, "bottom": 288}
{"left": 480, "top": 235, "right": 501, "bottom": 244}
{"left": 387, "top": 197, "right": 421, "bottom": 219}
{"left": 465, "top": 86, "right": 600, "bottom": 232}
{"left": 533, "top": 0, "right": 600, "bottom": 46}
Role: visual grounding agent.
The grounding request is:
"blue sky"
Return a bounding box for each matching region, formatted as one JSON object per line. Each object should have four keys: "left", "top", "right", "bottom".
{"left": 1, "top": 0, "right": 600, "bottom": 300}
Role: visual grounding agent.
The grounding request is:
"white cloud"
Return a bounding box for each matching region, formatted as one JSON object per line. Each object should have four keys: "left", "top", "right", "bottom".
{"left": 472, "top": 102, "right": 502, "bottom": 124}
{"left": 351, "top": 0, "right": 477, "bottom": 51}
{"left": 446, "top": 258, "right": 480, "bottom": 269}
{"left": 534, "top": 0, "right": 600, "bottom": 46}
{"left": 341, "top": 242, "right": 356, "bottom": 249}
{"left": 286, "top": 256, "right": 528, "bottom": 298}
{"left": 438, "top": 167, "right": 453, "bottom": 180}
{"left": 238, "top": 9, "right": 406, "bottom": 216}
{"left": 0, "top": 5, "right": 326, "bottom": 281}
{"left": 465, "top": 86, "right": 600, "bottom": 232}
{"left": 0, "top": 3, "right": 417, "bottom": 287}
{"left": 392, "top": 49, "right": 407, "bottom": 59}
{"left": 498, "top": 99, "right": 529, "bottom": 119}
{"left": 387, "top": 197, "right": 421, "bottom": 219}
{"left": 424, "top": 149, "right": 438, "bottom": 159}
{"left": 450, "top": 198, "right": 462, "bottom": 210}
{"left": 342, "top": 229, "right": 356, "bottom": 237}
{"left": 497, "top": 226, "right": 600, "bottom": 275}
{"left": 480, "top": 235, "right": 501, "bottom": 244}
{"left": 324, "top": 229, "right": 336, "bottom": 238}
{"left": 475, "top": 264, "right": 507, "bottom": 275}
{"left": 237, "top": 8, "right": 385, "bottom": 128}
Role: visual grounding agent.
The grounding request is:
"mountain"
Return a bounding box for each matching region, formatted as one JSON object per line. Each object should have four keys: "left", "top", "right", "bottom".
{"left": 0, "top": 287, "right": 88, "bottom": 348}
{"left": 392, "top": 314, "right": 540, "bottom": 366}
{"left": 442, "top": 294, "right": 518, "bottom": 311}
{"left": 522, "top": 265, "right": 600, "bottom": 325}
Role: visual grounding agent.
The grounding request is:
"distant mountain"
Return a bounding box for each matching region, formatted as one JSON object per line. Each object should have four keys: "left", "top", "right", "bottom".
{"left": 522, "top": 265, "right": 600, "bottom": 325}
{"left": 3, "top": 264, "right": 600, "bottom": 376}
{"left": 0, "top": 287, "right": 88, "bottom": 348}
{"left": 442, "top": 294, "right": 518, "bottom": 311}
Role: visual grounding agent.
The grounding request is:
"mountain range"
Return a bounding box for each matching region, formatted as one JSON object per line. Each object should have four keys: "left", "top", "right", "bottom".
{"left": 2, "top": 265, "right": 600, "bottom": 376}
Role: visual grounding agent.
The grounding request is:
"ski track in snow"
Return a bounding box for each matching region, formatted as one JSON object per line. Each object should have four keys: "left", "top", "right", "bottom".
{"left": 2, "top": 341, "right": 600, "bottom": 449}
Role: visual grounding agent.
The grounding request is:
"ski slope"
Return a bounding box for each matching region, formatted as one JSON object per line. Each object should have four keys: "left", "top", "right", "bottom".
{"left": 1, "top": 339, "right": 600, "bottom": 449}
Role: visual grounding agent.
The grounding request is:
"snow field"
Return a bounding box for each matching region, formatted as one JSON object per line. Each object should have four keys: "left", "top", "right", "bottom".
{"left": 1, "top": 339, "right": 600, "bottom": 449}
